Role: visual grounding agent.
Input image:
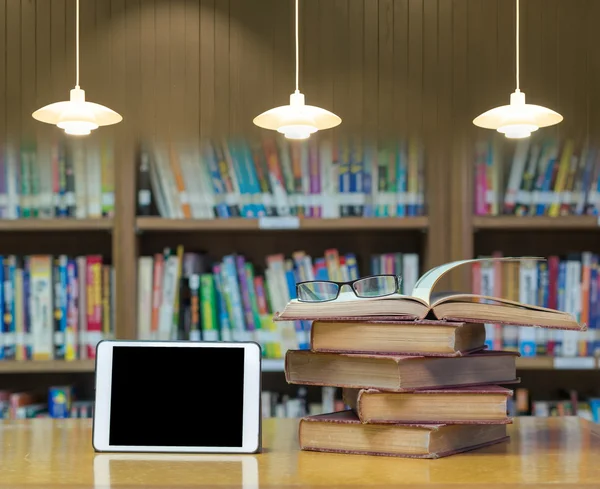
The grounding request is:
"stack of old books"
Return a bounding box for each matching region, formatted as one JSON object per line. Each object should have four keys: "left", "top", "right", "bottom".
{"left": 277, "top": 257, "right": 584, "bottom": 459}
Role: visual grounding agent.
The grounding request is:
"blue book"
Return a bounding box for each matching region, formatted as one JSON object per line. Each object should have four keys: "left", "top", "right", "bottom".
{"left": 23, "top": 257, "right": 31, "bottom": 360}
{"left": 397, "top": 143, "right": 407, "bottom": 217}
{"left": 536, "top": 157, "right": 557, "bottom": 216}
{"left": 556, "top": 261, "right": 567, "bottom": 356}
{"left": 222, "top": 255, "right": 247, "bottom": 340}
{"left": 203, "top": 143, "right": 230, "bottom": 218}
{"left": 3, "top": 256, "right": 15, "bottom": 359}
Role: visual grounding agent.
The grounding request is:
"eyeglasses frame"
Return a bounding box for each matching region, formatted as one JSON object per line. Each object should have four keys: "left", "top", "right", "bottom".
{"left": 295, "top": 274, "right": 403, "bottom": 303}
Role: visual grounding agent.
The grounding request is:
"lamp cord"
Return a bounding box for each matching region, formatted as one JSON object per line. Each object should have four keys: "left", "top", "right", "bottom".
{"left": 515, "top": 0, "right": 519, "bottom": 91}
{"left": 295, "top": 0, "right": 299, "bottom": 92}
{"left": 76, "top": 0, "right": 80, "bottom": 88}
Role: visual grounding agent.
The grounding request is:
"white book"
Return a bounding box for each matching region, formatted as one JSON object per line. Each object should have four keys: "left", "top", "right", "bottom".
{"left": 177, "top": 146, "right": 204, "bottom": 218}
{"left": 85, "top": 144, "right": 103, "bottom": 218}
{"left": 321, "top": 386, "right": 336, "bottom": 414}
{"left": 137, "top": 257, "right": 154, "bottom": 340}
{"left": 145, "top": 149, "right": 169, "bottom": 218}
{"left": 402, "top": 254, "right": 419, "bottom": 296}
{"left": 194, "top": 146, "right": 216, "bottom": 219}
{"left": 36, "top": 141, "right": 54, "bottom": 218}
{"left": 518, "top": 260, "right": 538, "bottom": 356}
{"left": 158, "top": 254, "right": 180, "bottom": 341}
{"left": 480, "top": 261, "right": 496, "bottom": 347}
{"left": 30, "top": 256, "right": 53, "bottom": 360}
{"left": 72, "top": 140, "right": 88, "bottom": 218}
{"left": 153, "top": 144, "right": 182, "bottom": 218}
{"left": 504, "top": 139, "right": 530, "bottom": 210}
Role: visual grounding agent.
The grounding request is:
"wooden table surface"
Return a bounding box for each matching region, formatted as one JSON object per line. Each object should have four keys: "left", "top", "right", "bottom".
{"left": 0, "top": 417, "right": 599, "bottom": 488}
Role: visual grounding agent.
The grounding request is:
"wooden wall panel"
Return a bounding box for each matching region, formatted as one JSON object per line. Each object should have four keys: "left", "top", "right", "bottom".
{"left": 1, "top": 0, "right": 597, "bottom": 190}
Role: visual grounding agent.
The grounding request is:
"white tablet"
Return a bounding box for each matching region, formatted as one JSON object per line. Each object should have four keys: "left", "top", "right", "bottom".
{"left": 92, "top": 340, "right": 261, "bottom": 454}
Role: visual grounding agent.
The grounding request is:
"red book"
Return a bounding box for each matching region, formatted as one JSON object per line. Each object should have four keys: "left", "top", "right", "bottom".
{"left": 299, "top": 410, "right": 509, "bottom": 459}
{"left": 86, "top": 255, "right": 103, "bottom": 359}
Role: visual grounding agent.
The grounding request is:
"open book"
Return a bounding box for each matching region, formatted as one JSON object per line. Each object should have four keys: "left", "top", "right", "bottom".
{"left": 276, "top": 257, "right": 584, "bottom": 331}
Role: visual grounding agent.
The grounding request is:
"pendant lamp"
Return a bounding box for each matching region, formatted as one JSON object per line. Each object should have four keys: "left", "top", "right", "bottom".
{"left": 32, "top": 0, "right": 122, "bottom": 136}
{"left": 253, "top": 0, "right": 341, "bottom": 139}
{"left": 473, "top": 0, "right": 562, "bottom": 138}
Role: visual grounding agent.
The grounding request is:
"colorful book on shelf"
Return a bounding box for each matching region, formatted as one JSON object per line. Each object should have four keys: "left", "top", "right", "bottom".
{"left": 309, "top": 320, "right": 486, "bottom": 356}
{"left": 298, "top": 410, "right": 509, "bottom": 459}
{"left": 140, "top": 137, "right": 426, "bottom": 219}
{"left": 277, "top": 257, "right": 584, "bottom": 331}
{"left": 285, "top": 350, "right": 519, "bottom": 391}
{"left": 342, "top": 386, "right": 513, "bottom": 425}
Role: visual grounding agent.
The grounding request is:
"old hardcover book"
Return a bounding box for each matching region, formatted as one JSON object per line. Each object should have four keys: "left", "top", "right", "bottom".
{"left": 310, "top": 320, "right": 485, "bottom": 356}
{"left": 299, "top": 410, "right": 509, "bottom": 459}
{"left": 285, "top": 350, "right": 518, "bottom": 391}
{"left": 343, "top": 386, "right": 513, "bottom": 424}
{"left": 277, "top": 257, "right": 583, "bottom": 331}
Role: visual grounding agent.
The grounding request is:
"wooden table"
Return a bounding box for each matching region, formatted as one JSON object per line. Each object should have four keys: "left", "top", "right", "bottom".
{"left": 0, "top": 417, "right": 599, "bottom": 488}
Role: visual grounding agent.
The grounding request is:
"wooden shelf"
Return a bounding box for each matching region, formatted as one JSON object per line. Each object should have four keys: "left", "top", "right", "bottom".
{"left": 0, "top": 360, "right": 96, "bottom": 374}
{"left": 0, "top": 356, "right": 593, "bottom": 375}
{"left": 136, "top": 216, "right": 429, "bottom": 232}
{"left": 516, "top": 357, "right": 598, "bottom": 370}
{"left": 0, "top": 219, "right": 113, "bottom": 232}
{"left": 516, "top": 357, "right": 555, "bottom": 370}
{"left": 473, "top": 215, "right": 599, "bottom": 231}
{"left": 0, "top": 358, "right": 285, "bottom": 374}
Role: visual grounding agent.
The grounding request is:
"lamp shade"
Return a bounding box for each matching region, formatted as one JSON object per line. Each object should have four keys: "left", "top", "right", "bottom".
{"left": 473, "top": 90, "right": 562, "bottom": 139}
{"left": 253, "top": 91, "right": 341, "bottom": 140}
{"left": 32, "top": 88, "right": 122, "bottom": 136}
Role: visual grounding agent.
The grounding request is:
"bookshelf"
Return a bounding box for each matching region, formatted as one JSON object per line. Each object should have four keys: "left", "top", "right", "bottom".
{"left": 0, "top": 0, "right": 597, "bottom": 423}
{"left": 473, "top": 216, "right": 600, "bottom": 231}
{"left": 0, "top": 219, "right": 113, "bottom": 232}
{"left": 136, "top": 217, "right": 429, "bottom": 232}
{"left": 0, "top": 361, "right": 96, "bottom": 374}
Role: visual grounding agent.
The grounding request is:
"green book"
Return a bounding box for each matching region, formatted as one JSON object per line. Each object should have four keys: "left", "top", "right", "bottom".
{"left": 200, "top": 274, "right": 219, "bottom": 341}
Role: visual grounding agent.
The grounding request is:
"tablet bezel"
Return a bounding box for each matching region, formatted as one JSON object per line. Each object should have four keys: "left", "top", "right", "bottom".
{"left": 92, "top": 340, "right": 261, "bottom": 453}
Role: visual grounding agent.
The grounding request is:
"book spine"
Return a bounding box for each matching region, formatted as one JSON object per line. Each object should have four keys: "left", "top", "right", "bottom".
{"left": 3, "top": 256, "right": 16, "bottom": 359}
{"left": 66, "top": 259, "right": 78, "bottom": 361}
{"left": 22, "top": 257, "right": 31, "bottom": 360}
{"left": 222, "top": 255, "right": 247, "bottom": 341}
{"left": 86, "top": 256, "right": 103, "bottom": 359}
{"left": 53, "top": 255, "right": 68, "bottom": 360}
{"left": 212, "top": 264, "right": 232, "bottom": 341}
{"left": 199, "top": 273, "right": 219, "bottom": 341}
{"left": 235, "top": 255, "right": 256, "bottom": 333}
{"left": 187, "top": 274, "right": 201, "bottom": 341}
{"left": 536, "top": 261, "right": 548, "bottom": 356}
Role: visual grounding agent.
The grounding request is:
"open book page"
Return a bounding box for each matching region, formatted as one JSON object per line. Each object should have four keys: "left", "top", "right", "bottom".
{"left": 430, "top": 293, "right": 575, "bottom": 316}
{"left": 411, "top": 257, "right": 543, "bottom": 305}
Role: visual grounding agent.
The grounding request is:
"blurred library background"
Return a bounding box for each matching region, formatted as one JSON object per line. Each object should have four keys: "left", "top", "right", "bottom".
{"left": 0, "top": 0, "right": 599, "bottom": 423}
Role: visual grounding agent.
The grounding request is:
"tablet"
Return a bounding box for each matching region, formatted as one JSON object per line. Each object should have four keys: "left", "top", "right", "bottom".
{"left": 92, "top": 340, "right": 261, "bottom": 453}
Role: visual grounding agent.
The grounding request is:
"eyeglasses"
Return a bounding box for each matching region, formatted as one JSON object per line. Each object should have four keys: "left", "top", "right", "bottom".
{"left": 296, "top": 275, "right": 402, "bottom": 303}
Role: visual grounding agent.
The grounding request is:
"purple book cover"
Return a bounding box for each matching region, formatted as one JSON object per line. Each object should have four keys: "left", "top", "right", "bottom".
{"left": 235, "top": 255, "right": 256, "bottom": 331}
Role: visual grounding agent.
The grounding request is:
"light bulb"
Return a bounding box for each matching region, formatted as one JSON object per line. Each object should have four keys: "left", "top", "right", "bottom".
{"left": 278, "top": 124, "right": 317, "bottom": 140}
{"left": 58, "top": 120, "right": 98, "bottom": 136}
{"left": 498, "top": 123, "right": 538, "bottom": 139}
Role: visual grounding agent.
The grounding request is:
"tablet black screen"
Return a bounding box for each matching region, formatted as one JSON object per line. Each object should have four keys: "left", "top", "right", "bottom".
{"left": 108, "top": 346, "right": 245, "bottom": 447}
